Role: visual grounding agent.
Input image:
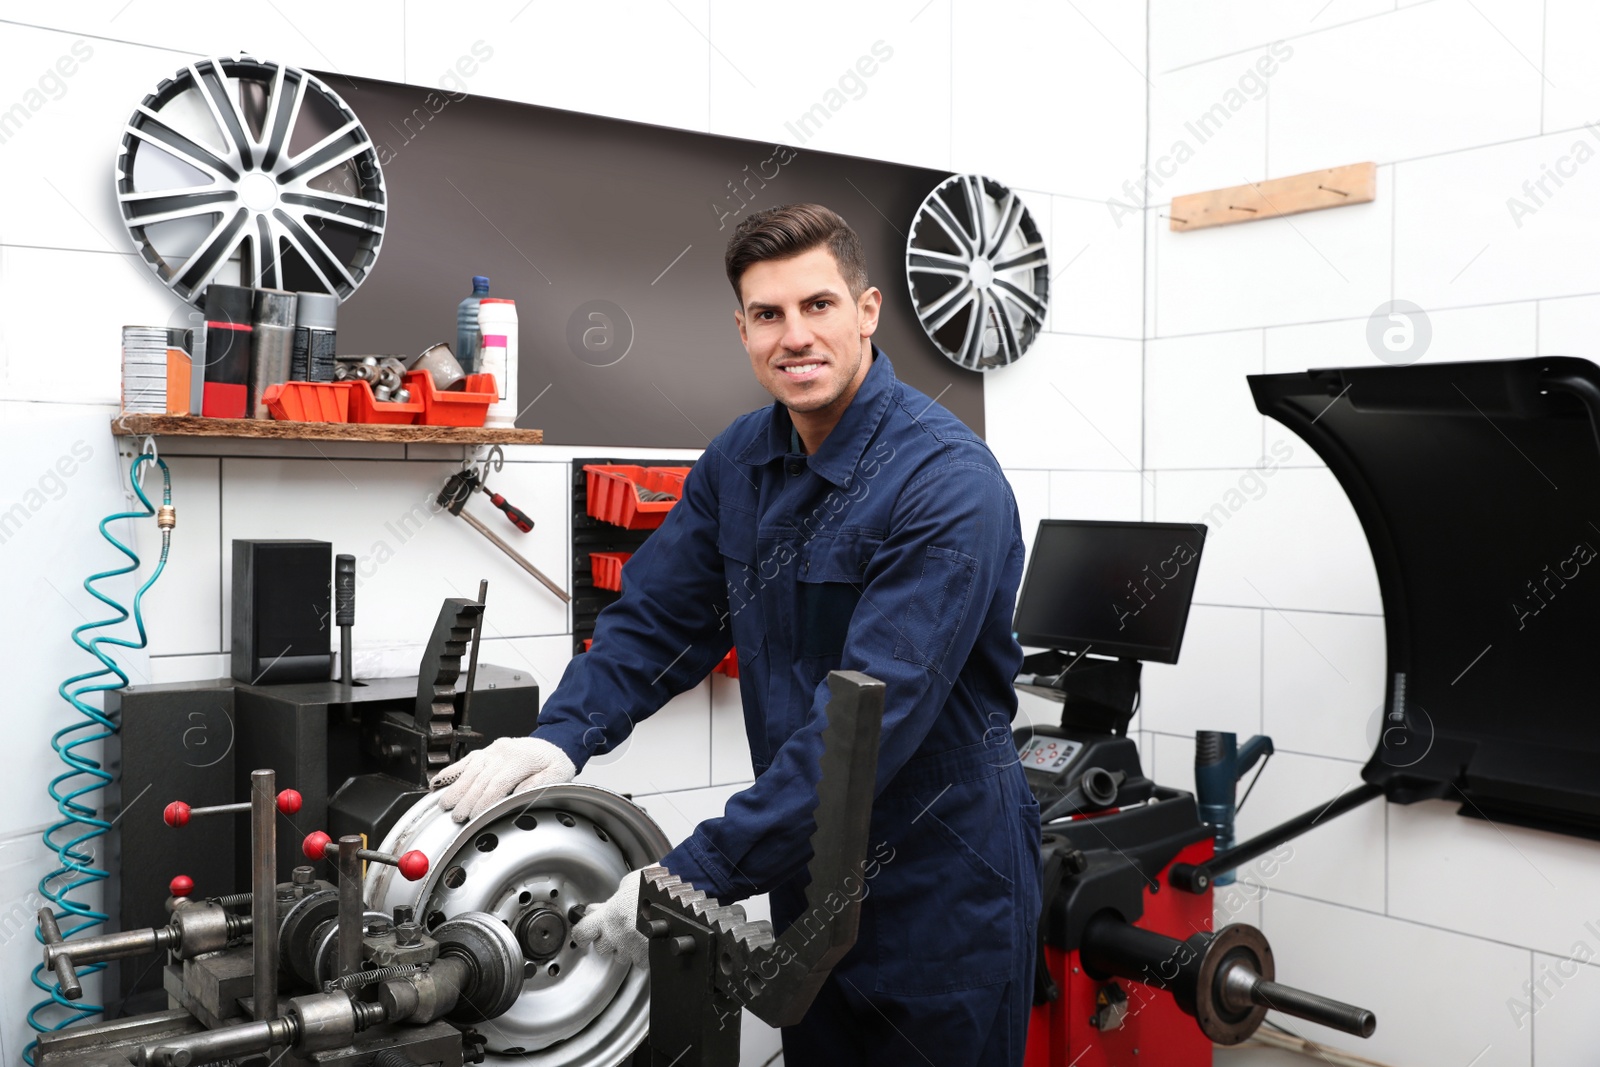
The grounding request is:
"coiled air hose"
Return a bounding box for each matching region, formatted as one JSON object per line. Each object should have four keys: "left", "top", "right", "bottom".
{"left": 26, "top": 450, "right": 173, "bottom": 1063}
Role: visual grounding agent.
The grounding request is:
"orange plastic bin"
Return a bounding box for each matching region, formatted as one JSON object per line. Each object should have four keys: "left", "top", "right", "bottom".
{"left": 582, "top": 465, "right": 691, "bottom": 530}
{"left": 410, "top": 370, "right": 496, "bottom": 427}
{"left": 264, "top": 381, "right": 352, "bottom": 423}
{"left": 589, "top": 551, "right": 633, "bottom": 593}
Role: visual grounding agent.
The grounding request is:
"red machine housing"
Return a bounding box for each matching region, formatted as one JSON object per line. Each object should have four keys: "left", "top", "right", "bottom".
{"left": 1025, "top": 838, "right": 1216, "bottom": 1067}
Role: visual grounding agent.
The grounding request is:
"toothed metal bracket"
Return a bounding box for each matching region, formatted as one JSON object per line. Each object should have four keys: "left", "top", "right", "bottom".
{"left": 638, "top": 670, "right": 885, "bottom": 1066}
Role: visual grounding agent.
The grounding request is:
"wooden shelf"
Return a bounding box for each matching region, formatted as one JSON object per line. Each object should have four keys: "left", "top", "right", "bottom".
{"left": 110, "top": 414, "right": 542, "bottom": 445}
{"left": 1169, "top": 162, "right": 1377, "bottom": 232}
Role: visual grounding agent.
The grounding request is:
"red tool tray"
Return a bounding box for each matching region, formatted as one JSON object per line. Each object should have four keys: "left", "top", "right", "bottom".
{"left": 263, "top": 381, "right": 352, "bottom": 423}
{"left": 589, "top": 551, "right": 633, "bottom": 593}
{"left": 582, "top": 465, "right": 691, "bottom": 530}
{"left": 411, "top": 370, "right": 496, "bottom": 427}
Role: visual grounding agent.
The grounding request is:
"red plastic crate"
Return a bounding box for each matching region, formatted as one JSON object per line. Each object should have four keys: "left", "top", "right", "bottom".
{"left": 264, "top": 381, "right": 351, "bottom": 423}
{"left": 582, "top": 465, "right": 692, "bottom": 530}
{"left": 410, "top": 370, "right": 496, "bottom": 427}
{"left": 589, "top": 551, "right": 633, "bottom": 593}
{"left": 348, "top": 378, "right": 424, "bottom": 425}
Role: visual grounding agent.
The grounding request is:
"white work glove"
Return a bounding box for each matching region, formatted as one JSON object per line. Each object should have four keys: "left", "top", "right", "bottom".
{"left": 572, "top": 867, "right": 649, "bottom": 968}
{"left": 431, "top": 736, "right": 576, "bottom": 823}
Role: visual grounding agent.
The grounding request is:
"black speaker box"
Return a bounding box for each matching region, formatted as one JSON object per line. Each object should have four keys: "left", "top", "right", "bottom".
{"left": 231, "top": 539, "right": 333, "bottom": 683}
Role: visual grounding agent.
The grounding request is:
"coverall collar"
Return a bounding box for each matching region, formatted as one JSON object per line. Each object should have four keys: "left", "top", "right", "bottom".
{"left": 737, "top": 345, "right": 895, "bottom": 490}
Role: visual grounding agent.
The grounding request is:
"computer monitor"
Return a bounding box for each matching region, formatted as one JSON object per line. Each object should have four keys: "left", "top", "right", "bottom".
{"left": 1012, "top": 520, "right": 1207, "bottom": 665}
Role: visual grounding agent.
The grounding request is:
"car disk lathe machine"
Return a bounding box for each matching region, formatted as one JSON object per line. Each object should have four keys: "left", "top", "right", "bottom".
{"left": 1010, "top": 521, "right": 1377, "bottom": 1066}
{"left": 33, "top": 671, "right": 887, "bottom": 1067}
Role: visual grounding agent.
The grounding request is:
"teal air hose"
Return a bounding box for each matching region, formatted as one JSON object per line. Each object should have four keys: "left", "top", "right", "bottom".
{"left": 26, "top": 452, "right": 172, "bottom": 1063}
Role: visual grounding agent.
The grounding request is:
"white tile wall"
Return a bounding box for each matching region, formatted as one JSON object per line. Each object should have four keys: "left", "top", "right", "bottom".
{"left": 0, "top": 5, "right": 406, "bottom": 83}
{"left": 983, "top": 334, "right": 1142, "bottom": 473}
{"left": 1144, "top": 329, "right": 1264, "bottom": 469}
{"left": 950, "top": 0, "right": 1145, "bottom": 202}
{"left": 1049, "top": 194, "right": 1144, "bottom": 340}
{"left": 1155, "top": 465, "right": 1382, "bottom": 615}
{"left": 1141, "top": 604, "right": 1261, "bottom": 739}
{"left": 0, "top": 26, "right": 201, "bottom": 257}
{"left": 1267, "top": 0, "right": 1542, "bottom": 176}
{"left": 1539, "top": 0, "right": 1600, "bottom": 136}
{"left": 408, "top": 1, "right": 710, "bottom": 133}
{"left": 1394, "top": 131, "right": 1600, "bottom": 310}
{"left": 1388, "top": 800, "right": 1600, "bottom": 963}
{"left": 1538, "top": 294, "right": 1600, "bottom": 359}
{"left": 1260, "top": 892, "right": 1533, "bottom": 1067}
{"left": 1147, "top": 0, "right": 1391, "bottom": 74}
{"left": 1, "top": 246, "right": 189, "bottom": 405}
{"left": 709, "top": 673, "right": 753, "bottom": 787}
{"left": 1261, "top": 608, "right": 1386, "bottom": 762}
{"left": 706, "top": 0, "right": 950, "bottom": 171}
{"left": 1047, "top": 470, "right": 1144, "bottom": 520}
{"left": 1006, "top": 468, "right": 1048, "bottom": 568}
{"left": 1527, "top": 953, "right": 1600, "bottom": 1065}
{"left": 1146, "top": 46, "right": 1274, "bottom": 203}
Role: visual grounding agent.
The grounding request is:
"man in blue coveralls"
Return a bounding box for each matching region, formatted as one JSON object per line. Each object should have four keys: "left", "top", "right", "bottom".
{"left": 432, "top": 203, "right": 1041, "bottom": 1065}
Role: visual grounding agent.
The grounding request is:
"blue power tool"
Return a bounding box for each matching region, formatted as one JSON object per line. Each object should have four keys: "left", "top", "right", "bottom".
{"left": 1193, "top": 730, "right": 1274, "bottom": 885}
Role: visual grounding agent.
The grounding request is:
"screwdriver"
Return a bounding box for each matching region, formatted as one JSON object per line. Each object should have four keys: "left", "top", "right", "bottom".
{"left": 438, "top": 472, "right": 570, "bottom": 603}
{"left": 475, "top": 475, "right": 534, "bottom": 533}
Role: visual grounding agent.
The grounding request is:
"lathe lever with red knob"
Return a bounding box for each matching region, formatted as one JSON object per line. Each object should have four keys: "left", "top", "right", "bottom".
{"left": 301, "top": 831, "right": 429, "bottom": 881}
{"left": 163, "top": 789, "right": 302, "bottom": 827}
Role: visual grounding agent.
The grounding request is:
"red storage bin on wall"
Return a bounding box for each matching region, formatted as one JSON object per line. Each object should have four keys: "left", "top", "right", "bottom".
{"left": 589, "top": 551, "right": 632, "bottom": 593}
{"left": 582, "top": 465, "right": 691, "bottom": 530}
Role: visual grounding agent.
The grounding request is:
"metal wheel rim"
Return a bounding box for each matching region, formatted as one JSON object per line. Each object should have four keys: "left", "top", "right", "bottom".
{"left": 115, "top": 55, "right": 386, "bottom": 305}
{"left": 906, "top": 173, "right": 1049, "bottom": 371}
{"left": 369, "top": 786, "right": 669, "bottom": 1065}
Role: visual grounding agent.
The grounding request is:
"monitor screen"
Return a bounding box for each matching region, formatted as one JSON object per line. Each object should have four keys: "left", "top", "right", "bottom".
{"left": 1012, "top": 520, "right": 1207, "bottom": 664}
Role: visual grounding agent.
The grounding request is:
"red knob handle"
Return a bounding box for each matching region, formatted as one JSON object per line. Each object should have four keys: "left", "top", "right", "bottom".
{"left": 302, "top": 830, "right": 332, "bottom": 861}
{"left": 277, "top": 789, "right": 302, "bottom": 815}
{"left": 163, "top": 802, "right": 190, "bottom": 828}
{"left": 169, "top": 875, "right": 194, "bottom": 897}
{"left": 398, "top": 851, "right": 429, "bottom": 881}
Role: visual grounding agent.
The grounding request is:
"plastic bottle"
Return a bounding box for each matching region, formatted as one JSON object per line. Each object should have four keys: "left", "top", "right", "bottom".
{"left": 478, "top": 297, "right": 518, "bottom": 428}
{"left": 457, "top": 276, "right": 490, "bottom": 373}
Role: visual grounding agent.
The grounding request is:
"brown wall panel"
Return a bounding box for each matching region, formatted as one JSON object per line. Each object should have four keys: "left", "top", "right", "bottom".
{"left": 327, "top": 77, "right": 982, "bottom": 446}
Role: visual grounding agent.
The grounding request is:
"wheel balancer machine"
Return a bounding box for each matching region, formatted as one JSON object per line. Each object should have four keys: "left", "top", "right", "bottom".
{"left": 1010, "top": 520, "right": 1376, "bottom": 1065}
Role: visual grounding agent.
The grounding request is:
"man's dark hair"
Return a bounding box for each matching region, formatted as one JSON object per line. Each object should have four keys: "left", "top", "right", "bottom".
{"left": 724, "top": 203, "right": 870, "bottom": 305}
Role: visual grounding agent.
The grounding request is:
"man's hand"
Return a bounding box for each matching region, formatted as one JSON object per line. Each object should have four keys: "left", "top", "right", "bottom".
{"left": 430, "top": 737, "right": 576, "bottom": 823}
{"left": 572, "top": 868, "right": 649, "bottom": 967}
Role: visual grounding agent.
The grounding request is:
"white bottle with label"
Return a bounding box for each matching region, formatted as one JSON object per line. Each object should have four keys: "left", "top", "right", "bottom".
{"left": 477, "top": 297, "right": 519, "bottom": 427}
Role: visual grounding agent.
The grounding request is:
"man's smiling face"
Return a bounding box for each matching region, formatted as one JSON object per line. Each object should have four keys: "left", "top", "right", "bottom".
{"left": 735, "top": 245, "right": 881, "bottom": 420}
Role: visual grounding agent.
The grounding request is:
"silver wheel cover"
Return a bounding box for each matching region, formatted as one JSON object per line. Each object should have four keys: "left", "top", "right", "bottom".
{"left": 116, "top": 55, "right": 386, "bottom": 305}
{"left": 906, "top": 173, "right": 1049, "bottom": 371}
{"left": 369, "top": 786, "right": 670, "bottom": 1064}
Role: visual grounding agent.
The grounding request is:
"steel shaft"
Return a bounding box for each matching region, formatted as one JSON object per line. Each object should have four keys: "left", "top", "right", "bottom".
{"left": 337, "top": 835, "right": 363, "bottom": 979}
{"left": 251, "top": 769, "right": 278, "bottom": 1021}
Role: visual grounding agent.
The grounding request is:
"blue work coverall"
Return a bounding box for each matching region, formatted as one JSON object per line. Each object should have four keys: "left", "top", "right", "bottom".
{"left": 535, "top": 349, "right": 1041, "bottom": 1065}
